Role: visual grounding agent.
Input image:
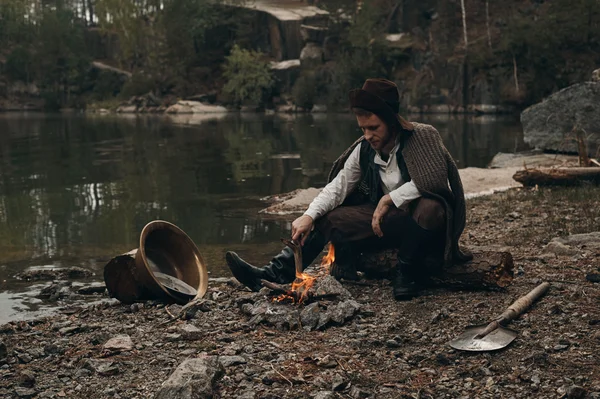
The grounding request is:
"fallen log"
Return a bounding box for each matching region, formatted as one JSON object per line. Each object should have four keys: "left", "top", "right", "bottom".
{"left": 357, "top": 250, "right": 514, "bottom": 290}
{"left": 513, "top": 167, "right": 600, "bottom": 187}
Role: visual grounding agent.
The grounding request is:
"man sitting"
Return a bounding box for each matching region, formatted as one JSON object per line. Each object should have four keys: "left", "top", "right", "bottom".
{"left": 226, "top": 78, "right": 471, "bottom": 300}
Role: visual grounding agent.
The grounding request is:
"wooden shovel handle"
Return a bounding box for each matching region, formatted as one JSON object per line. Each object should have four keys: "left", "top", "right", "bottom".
{"left": 497, "top": 282, "right": 551, "bottom": 324}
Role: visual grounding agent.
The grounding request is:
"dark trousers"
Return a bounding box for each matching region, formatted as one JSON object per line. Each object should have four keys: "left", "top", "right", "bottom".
{"left": 314, "top": 197, "right": 446, "bottom": 261}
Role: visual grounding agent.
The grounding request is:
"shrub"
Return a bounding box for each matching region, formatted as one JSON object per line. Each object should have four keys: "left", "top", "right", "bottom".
{"left": 292, "top": 73, "right": 319, "bottom": 109}
{"left": 222, "top": 45, "right": 274, "bottom": 105}
{"left": 119, "top": 73, "right": 156, "bottom": 99}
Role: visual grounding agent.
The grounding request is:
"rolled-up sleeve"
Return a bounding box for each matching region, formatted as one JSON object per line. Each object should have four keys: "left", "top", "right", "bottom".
{"left": 389, "top": 180, "right": 421, "bottom": 208}
{"left": 304, "top": 145, "right": 362, "bottom": 220}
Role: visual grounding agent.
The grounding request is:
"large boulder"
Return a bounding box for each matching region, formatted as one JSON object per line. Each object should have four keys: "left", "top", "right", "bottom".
{"left": 155, "top": 357, "right": 224, "bottom": 399}
{"left": 300, "top": 43, "right": 324, "bottom": 67}
{"left": 520, "top": 82, "right": 600, "bottom": 156}
{"left": 270, "top": 60, "right": 301, "bottom": 93}
{"left": 300, "top": 24, "right": 328, "bottom": 43}
{"left": 165, "top": 101, "right": 228, "bottom": 114}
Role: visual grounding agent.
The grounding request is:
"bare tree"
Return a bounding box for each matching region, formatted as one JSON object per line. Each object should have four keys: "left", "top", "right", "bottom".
{"left": 460, "top": 0, "right": 468, "bottom": 51}
{"left": 513, "top": 54, "right": 520, "bottom": 93}
{"left": 485, "top": 0, "right": 492, "bottom": 50}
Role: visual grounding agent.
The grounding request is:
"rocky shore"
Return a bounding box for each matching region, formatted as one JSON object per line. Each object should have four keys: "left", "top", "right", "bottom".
{"left": 2, "top": 184, "right": 600, "bottom": 399}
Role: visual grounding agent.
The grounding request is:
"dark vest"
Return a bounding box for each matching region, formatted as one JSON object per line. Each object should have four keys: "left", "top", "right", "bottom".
{"left": 344, "top": 139, "right": 411, "bottom": 206}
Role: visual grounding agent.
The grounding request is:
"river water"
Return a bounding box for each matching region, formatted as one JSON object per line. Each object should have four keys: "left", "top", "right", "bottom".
{"left": 0, "top": 111, "right": 527, "bottom": 322}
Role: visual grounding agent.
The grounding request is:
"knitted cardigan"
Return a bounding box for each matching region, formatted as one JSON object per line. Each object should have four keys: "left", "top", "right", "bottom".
{"left": 328, "top": 122, "right": 472, "bottom": 266}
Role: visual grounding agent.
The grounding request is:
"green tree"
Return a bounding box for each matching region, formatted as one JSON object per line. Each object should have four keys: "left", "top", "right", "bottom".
{"left": 222, "top": 45, "right": 274, "bottom": 106}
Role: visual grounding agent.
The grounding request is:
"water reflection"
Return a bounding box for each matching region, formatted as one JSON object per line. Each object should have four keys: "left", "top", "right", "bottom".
{"left": 0, "top": 112, "right": 526, "bottom": 317}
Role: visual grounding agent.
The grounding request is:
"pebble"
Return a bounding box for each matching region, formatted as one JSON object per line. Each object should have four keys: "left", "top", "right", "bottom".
{"left": 332, "top": 373, "right": 349, "bottom": 391}
{"left": 103, "top": 334, "right": 134, "bottom": 352}
{"left": 14, "top": 387, "right": 37, "bottom": 398}
{"left": 18, "top": 370, "right": 36, "bottom": 387}
{"left": 315, "top": 391, "right": 336, "bottom": 399}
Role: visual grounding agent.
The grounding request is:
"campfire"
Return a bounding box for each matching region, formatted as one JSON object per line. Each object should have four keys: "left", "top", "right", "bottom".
{"left": 267, "top": 241, "right": 336, "bottom": 304}
{"left": 241, "top": 240, "right": 361, "bottom": 331}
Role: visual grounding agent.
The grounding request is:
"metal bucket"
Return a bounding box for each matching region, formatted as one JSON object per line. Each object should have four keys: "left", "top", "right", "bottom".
{"left": 104, "top": 220, "right": 208, "bottom": 304}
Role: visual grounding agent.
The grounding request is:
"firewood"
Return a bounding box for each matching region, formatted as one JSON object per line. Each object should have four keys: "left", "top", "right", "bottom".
{"left": 513, "top": 167, "right": 600, "bottom": 187}
{"left": 260, "top": 279, "right": 340, "bottom": 302}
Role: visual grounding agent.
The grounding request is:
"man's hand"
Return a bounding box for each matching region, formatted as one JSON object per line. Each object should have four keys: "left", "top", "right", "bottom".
{"left": 291, "top": 215, "right": 314, "bottom": 245}
{"left": 372, "top": 194, "right": 393, "bottom": 237}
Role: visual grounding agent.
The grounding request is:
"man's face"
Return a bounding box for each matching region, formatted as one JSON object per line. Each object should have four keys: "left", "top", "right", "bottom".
{"left": 356, "top": 113, "right": 394, "bottom": 152}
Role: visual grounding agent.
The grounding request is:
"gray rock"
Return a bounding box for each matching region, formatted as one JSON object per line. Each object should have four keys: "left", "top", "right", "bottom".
{"left": 521, "top": 82, "right": 600, "bottom": 156}
{"left": 155, "top": 357, "right": 224, "bottom": 399}
{"left": 17, "top": 353, "right": 32, "bottom": 364}
{"left": 116, "top": 105, "right": 138, "bottom": 113}
{"left": 328, "top": 300, "right": 361, "bottom": 325}
{"left": 315, "top": 355, "right": 337, "bottom": 369}
{"left": 18, "top": 370, "right": 36, "bottom": 387}
{"left": 332, "top": 373, "right": 349, "bottom": 391}
{"left": 179, "top": 324, "right": 203, "bottom": 341}
{"left": 552, "top": 231, "right": 600, "bottom": 248}
{"left": 349, "top": 386, "right": 370, "bottom": 398}
{"left": 236, "top": 390, "right": 255, "bottom": 399}
{"left": 165, "top": 101, "right": 228, "bottom": 115}
{"left": 37, "top": 281, "right": 73, "bottom": 301}
{"left": 219, "top": 356, "right": 247, "bottom": 368}
{"left": 77, "top": 283, "right": 106, "bottom": 295}
{"left": 14, "top": 387, "right": 37, "bottom": 398}
{"left": 16, "top": 267, "right": 93, "bottom": 281}
{"left": 313, "top": 275, "right": 352, "bottom": 299}
{"left": 75, "top": 368, "right": 93, "bottom": 378}
{"left": 300, "top": 43, "right": 323, "bottom": 66}
{"left": 59, "top": 326, "right": 81, "bottom": 335}
{"left": 300, "top": 302, "right": 321, "bottom": 331}
{"left": 543, "top": 241, "right": 580, "bottom": 256}
{"left": 300, "top": 24, "right": 328, "bottom": 43}
{"left": 592, "top": 68, "right": 600, "bottom": 82}
{"left": 315, "top": 391, "right": 336, "bottom": 399}
{"left": 489, "top": 151, "right": 578, "bottom": 169}
{"left": 83, "top": 359, "right": 120, "bottom": 376}
{"left": 103, "top": 334, "right": 133, "bottom": 352}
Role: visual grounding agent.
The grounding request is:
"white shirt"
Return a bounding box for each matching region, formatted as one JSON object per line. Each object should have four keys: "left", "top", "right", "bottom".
{"left": 304, "top": 140, "right": 421, "bottom": 220}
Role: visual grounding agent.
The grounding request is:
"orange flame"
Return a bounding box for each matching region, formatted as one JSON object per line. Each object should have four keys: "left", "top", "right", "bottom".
{"left": 320, "top": 243, "right": 336, "bottom": 271}
{"left": 270, "top": 243, "right": 336, "bottom": 304}
{"left": 291, "top": 272, "right": 316, "bottom": 303}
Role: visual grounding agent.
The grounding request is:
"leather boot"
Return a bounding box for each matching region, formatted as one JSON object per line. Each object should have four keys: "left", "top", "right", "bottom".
{"left": 393, "top": 217, "right": 439, "bottom": 301}
{"left": 329, "top": 242, "right": 359, "bottom": 281}
{"left": 393, "top": 260, "right": 422, "bottom": 300}
{"left": 226, "top": 229, "right": 328, "bottom": 292}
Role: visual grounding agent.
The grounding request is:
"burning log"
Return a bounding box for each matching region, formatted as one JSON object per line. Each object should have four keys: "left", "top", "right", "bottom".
{"left": 260, "top": 279, "right": 342, "bottom": 303}
{"left": 263, "top": 238, "right": 318, "bottom": 304}
{"left": 513, "top": 167, "right": 600, "bottom": 187}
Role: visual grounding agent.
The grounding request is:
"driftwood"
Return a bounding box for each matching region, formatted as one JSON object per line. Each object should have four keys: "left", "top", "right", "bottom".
{"left": 513, "top": 167, "right": 600, "bottom": 187}
{"left": 358, "top": 250, "right": 514, "bottom": 290}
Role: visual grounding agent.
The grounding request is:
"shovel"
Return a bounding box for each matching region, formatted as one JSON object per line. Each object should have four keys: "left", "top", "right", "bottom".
{"left": 449, "top": 282, "right": 551, "bottom": 352}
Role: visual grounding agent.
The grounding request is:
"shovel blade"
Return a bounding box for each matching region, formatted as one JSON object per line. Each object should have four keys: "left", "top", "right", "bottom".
{"left": 449, "top": 324, "right": 518, "bottom": 352}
